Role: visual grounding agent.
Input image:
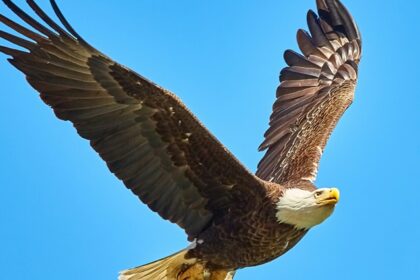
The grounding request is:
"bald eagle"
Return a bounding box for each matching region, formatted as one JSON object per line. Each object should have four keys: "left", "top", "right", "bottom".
{"left": 0, "top": 0, "right": 361, "bottom": 279}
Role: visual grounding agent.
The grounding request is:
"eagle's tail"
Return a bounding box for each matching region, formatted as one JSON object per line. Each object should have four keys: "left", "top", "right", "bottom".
{"left": 118, "top": 248, "right": 235, "bottom": 280}
{"left": 118, "top": 249, "right": 191, "bottom": 280}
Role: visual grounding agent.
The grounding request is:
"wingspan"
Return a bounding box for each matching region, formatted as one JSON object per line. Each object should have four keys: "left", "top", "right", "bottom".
{"left": 257, "top": 0, "right": 362, "bottom": 183}
{"left": 0, "top": 0, "right": 266, "bottom": 239}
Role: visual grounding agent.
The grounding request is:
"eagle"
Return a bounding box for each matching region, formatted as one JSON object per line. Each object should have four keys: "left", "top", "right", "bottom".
{"left": 0, "top": 0, "right": 361, "bottom": 279}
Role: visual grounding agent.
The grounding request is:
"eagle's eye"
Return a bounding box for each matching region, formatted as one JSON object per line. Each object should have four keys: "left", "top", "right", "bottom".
{"left": 314, "top": 190, "right": 323, "bottom": 197}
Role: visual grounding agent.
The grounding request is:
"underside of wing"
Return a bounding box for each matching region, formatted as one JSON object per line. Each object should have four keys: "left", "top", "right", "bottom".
{"left": 257, "top": 0, "right": 362, "bottom": 184}
{"left": 0, "top": 0, "right": 266, "bottom": 240}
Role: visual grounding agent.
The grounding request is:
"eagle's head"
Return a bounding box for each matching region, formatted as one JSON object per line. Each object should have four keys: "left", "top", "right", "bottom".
{"left": 275, "top": 187, "right": 340, "bottom": 229}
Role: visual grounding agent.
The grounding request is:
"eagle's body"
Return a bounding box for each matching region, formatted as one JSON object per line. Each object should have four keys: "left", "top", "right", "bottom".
{"left": 188, "top": 181, "right": 307, "bottom": 269}
{"left": 0, "top": 0, "right": 361, "bottom": 279}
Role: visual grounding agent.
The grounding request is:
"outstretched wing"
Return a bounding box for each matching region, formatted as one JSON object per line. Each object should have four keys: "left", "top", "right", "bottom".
{"left": 0, "top": 0, "right": 266, "bottom": 239}
{"left": 256, "top": 0, "right": 362, "bottom": 183}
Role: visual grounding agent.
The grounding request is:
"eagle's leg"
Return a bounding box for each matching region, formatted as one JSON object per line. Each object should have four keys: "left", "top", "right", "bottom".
{"left": 177, "top": 263, "right": 235, "bottom": 280}
{"left": 177, "top": 263, "right": 205, "bottom": 280}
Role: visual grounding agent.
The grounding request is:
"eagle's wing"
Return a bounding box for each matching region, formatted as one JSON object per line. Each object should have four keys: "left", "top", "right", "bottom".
{"left": 0, "top": 0, "right": 266, "bottom": 239}
{"left": 256, "top": 0, "right": 362, "bottom": 183}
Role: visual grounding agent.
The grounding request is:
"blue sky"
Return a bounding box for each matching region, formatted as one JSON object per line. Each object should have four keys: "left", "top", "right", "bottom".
{"left": 0, "top": 0, "right": 418, "bottom": 279}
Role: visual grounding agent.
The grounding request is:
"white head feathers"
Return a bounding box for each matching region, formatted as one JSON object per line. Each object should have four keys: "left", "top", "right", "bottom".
{"left": 275, "top": 188, "right": 336, "bottom": 230}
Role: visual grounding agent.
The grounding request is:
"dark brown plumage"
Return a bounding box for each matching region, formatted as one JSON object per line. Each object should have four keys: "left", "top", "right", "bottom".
{"left": 0, "top": 1, "right": 361, "bottom": 279}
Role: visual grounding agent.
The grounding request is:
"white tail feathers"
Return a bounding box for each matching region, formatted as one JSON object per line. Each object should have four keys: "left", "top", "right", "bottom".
{"left": 119, "top": 249, "right": 195, "bottom": 280}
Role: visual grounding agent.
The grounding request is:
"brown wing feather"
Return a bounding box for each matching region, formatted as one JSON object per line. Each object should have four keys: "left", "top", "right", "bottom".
{"left": 0, "top": 0, "right": 266, "bottom": 239}
{"left": 257, "top": 0, "right": 362, "bottom": 183}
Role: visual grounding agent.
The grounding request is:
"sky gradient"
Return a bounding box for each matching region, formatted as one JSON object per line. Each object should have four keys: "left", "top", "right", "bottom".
{"left": 0, "top": 0, "right": 419, "bottom": 279}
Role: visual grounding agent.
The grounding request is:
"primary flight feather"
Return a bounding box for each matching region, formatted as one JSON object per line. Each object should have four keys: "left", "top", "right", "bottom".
{"left": 0, "top": 0, "right": 361, "bottom": 279}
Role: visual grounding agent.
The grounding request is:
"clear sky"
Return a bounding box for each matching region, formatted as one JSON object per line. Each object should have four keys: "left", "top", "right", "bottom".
{"left": 0, "top": 0, "right": 418, "bottom": 279}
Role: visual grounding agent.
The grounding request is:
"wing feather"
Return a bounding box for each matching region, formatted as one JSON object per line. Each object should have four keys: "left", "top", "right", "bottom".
{"left": 257, "top": 0, "right": 362, "bottom": 183}
{"left": 0, "top": 0, "right": 266, "bottom": 239}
